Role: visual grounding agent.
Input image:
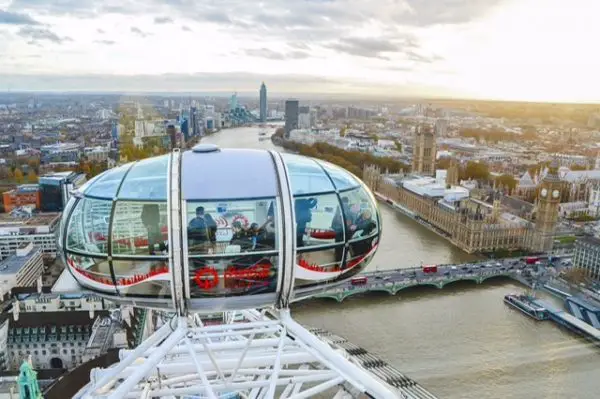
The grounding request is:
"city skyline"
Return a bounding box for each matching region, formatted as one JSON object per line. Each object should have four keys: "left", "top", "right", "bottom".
{"left": 0, "top": 0, "right": 599, "bottom": 102}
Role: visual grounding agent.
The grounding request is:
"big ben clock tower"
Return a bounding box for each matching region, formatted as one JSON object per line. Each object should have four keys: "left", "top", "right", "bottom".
{"left": 531, "top": 160, "right": 562, "bottom": 253}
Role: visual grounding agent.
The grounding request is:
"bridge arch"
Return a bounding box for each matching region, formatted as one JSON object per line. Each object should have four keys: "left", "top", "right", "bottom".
{"left": 392, "top": 282, "right": 441, "bottom": 294}
{"left": 439, "top": 277, "right": 479, "bottom": 288}
{"left": 479, "top": 274, "right": 512, "bottom": 283}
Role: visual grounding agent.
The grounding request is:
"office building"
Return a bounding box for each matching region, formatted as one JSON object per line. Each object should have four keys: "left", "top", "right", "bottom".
{"left": 0, "top": 243, "right": 44, "bottom": 293}
{"left": 3, "top": 185, "right": 41, "bottom": 212}
{"left": 574, "top": 236, "right": 600, "bottom": 281}
{"left": 259, "top": 82, "right": 267, "bottom": 123}
{"left": 40, "top": 143, "right": 80, "bottom": 164}
{"left": 0, "top": 293, "right": 114, "bottom": 371}
{"left": 284, "top": 100, "right": 299, "bottom": 138}
{"left": 39, "top": 172, "right": 86, "bottom": 212}
{"left": 0, "top": 212, "right": 60, "bottom": 260}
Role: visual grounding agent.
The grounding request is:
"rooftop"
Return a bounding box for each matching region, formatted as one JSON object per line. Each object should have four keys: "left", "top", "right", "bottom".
{"left": 7, "top": 310, "right": 107, "bottom": 329}
{"left": 6, "top": 185, "right": 39, "bottom": 195}
{"left": 0, "top": 213, "right": 60, "bottom": 227}
{"left": 0, "top": 245, "right": 40, "bottom": 275}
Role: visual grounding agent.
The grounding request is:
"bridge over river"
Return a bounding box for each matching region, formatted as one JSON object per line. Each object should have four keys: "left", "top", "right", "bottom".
{"left": 313, "top": 258, "right": 545, "bottom": 302}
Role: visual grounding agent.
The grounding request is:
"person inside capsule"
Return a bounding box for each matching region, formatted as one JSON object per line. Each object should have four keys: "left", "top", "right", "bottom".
{"left": 294, "top": 196, "right": 317, "bottom": 247}
{"left": 188, "top": 206, "right": 217, "bottom": 254}
{"left": 141, "top": 204, "right": 167, "bottom": 255}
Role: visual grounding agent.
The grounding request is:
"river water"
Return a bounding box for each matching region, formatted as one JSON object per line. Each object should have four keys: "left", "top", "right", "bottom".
{"left": 202, "top": 127, "right": 599, "bottom": 399}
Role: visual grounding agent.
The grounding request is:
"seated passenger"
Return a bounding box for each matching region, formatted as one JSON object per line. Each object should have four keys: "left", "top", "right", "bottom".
{"left": 188, "top": 206, "right": 217, "bottom": 253}
{"left": 247, "top": 223, "right": 260, "bottom": 250}
{"left": 350, "top": 209, "right": 376, "bottom": 239}
{"left": 230, "top": 221, "right": 253, "bottom": 251}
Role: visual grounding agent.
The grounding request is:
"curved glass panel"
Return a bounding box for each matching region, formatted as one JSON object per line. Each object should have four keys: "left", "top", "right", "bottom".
{"left": 118, "top": 155, "right": 169, "bottom": 200}
{"left": 294, "top": 193, "right": 341, "bottom": 248}
{"left": 282, "top": 154, "right": 335, "bottom": 195}
{"left": 316, "top": 160, "right": 360, "bottom": 191}
{"left": 84, "top": 163, "right": 133, "bottom": 199}
{"left": 339, "top": 186, "right": 379, "bottom": 242}
{"left": 65, "top": 253, "right": 116, "bottom": 294}
{"left": 186, "top": 199, "right": 277, "bottom": 255}
{"left": 57, "top": 197, "right": 77, "bottom": 253}
{"left": 295, "top": 246, "right": 344, "bottom": 288}
{"left": 66, "top": 198, "right": 112, "bottom": 255}
{"left": 112, "top": 258, "right": 171, "bottom": 297}
{"left": 181, "top": 149, "right": 278, "bottom": 200}
{"left": 112, "top": 202, "right": 168, "bottom": 256}
{"left": 76, "top": 173, "right": 103, "bottom": 195}
{"left": 188, "top": 254, "right": 278, "bottom": 297}
{"left": 347, "top": 236, "right": 378, "bottom": 270}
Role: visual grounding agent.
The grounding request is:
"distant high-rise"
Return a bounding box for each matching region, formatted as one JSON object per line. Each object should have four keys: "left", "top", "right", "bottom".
{"left": 284, "top": 100, "right": 299, "bottom": 138}
{"left": 259, "top": 82, "right": 267, "bottom": 123}
{"left": 230, "top": 93, "right": 238, "bottom": 111}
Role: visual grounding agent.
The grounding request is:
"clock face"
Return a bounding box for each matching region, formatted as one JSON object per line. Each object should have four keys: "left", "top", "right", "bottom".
{"left": 541, "top": 188, "right": 548, "bottom": 197}
{"left": 552, "top": 189, "right": 560, "bottom": 199}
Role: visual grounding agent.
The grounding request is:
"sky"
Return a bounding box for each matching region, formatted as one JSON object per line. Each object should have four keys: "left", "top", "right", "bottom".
{"left": 0, "top": 0, "right": 599, "bottom": 102}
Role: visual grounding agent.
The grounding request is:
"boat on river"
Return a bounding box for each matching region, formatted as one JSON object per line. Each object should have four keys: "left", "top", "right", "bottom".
{"left": 504, "top": 293, "right": 549, "bottom": 320}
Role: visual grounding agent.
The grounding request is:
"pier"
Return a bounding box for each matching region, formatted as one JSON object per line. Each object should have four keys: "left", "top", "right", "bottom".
{"left": 531, "top": 299, "right": 600, "bottom": 344}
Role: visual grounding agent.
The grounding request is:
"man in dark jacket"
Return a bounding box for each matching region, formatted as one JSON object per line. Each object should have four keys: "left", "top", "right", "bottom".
{"left": 188, "top": 206, "right": 217, "bottom": 252}
{"left": 294, "top": 197, "right": 317, "bottom": 247}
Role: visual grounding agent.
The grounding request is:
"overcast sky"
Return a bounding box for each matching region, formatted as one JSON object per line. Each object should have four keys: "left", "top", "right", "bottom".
{"left": 0, "top": 0, "right": 598, "bottom": 102}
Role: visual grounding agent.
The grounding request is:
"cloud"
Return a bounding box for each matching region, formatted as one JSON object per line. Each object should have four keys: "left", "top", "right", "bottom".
{"left": 18, "top": 26, "right": 72, "bottom": 44}
{"left": 0, "top": 10, "right": 40, "bottom": 25}
{"left": 288, "top": 42, "right": 310, "bottom": 50}
{"left": 324, "top": 37, "right": 402, "bottom": 60}
{"left": 94, "top": 40, "right": 115, "bottom": 45}
{"left": 181, "top": 25, "right": 192, "bottom": 32}
{"left": 202, "top": 11, "right": 232, "bottom": 24}
{"left": 400, "top": 0, "right": 504, "bottom": 26}
{"left": 0, "top": 72, "right": 456, "bottom": 98}
{"left": 244, "top": 48, "right": 310, "bottom": 60}
{"left": 130, "top": 27, "right": 148, "bottom": 37}
{"left": 97, "top": 28, "right": 105, "bottom": 34}
{"left": 405, "top": 50, "right": 444, "bottom": 63}
{"left": 154, "top": 16, "right": 173, "bottom": 24}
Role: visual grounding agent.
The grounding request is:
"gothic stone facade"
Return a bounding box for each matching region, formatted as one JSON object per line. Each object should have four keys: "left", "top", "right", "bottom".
{"left": 364, "top": 165, "right": 555, "bottom": 254}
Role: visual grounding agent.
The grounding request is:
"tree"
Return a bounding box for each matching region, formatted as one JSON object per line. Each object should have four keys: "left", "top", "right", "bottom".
{"left": 14, "top": 168, "right": 24, "bottom": 184}
{"left": 27, "top": 170, "right": 38, "bottom": 183}
{"left": 27, "top": 159, "right": 40, "bottom": 173}
{"left": 562, "top": 267, "right": 589, "bottom": 286}
{"left": 570, "top": 164, "right": 588, "bottom": 171}
{"left": 462, "top": 161, "right": 489, "bottom": 180}
{"left": 495, "top": 174, "right": 517, "bottom": 191}
{"left": 436, "top": 157, "right": 452, "bottom": 170}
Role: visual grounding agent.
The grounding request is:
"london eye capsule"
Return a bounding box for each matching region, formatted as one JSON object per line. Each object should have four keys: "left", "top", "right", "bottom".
{"left": 57, "top": 145, "right": 381, "bottom": 312}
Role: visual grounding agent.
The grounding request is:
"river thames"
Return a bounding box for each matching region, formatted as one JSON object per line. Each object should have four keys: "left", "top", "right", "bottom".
{"left": 202, "top": 126, "right": 599, "bottom": 399}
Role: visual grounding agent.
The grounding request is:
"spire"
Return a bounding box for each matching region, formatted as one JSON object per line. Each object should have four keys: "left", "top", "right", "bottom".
{"left": 545, "top": 158, "right": 560, "bottom": 181}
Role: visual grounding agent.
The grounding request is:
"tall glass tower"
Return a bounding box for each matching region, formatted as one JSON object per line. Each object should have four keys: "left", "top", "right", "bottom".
{"left": 259, "top": 82, "right": 267, "bottom": 122}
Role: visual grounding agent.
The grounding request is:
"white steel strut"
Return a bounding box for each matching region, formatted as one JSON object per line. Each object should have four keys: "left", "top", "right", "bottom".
{"left": 76, "top": 309, "right": 399, "bottom": 399}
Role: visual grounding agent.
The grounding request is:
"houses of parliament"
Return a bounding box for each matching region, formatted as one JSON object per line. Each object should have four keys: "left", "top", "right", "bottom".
{"left": 363, "top": 126, "right": 561, "bottom": 254}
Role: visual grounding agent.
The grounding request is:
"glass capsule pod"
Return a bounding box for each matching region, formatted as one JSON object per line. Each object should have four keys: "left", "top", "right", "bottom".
{"left": 58, "top": 145, "right": 381, "bottom": 312}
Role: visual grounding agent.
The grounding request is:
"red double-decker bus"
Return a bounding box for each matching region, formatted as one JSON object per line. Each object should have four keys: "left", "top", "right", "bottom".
{"left": 350, "top": 277, "right": 368, "bottom": 285}
{"left": 422, "top": 265, "right": 438, "bottom": 273}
